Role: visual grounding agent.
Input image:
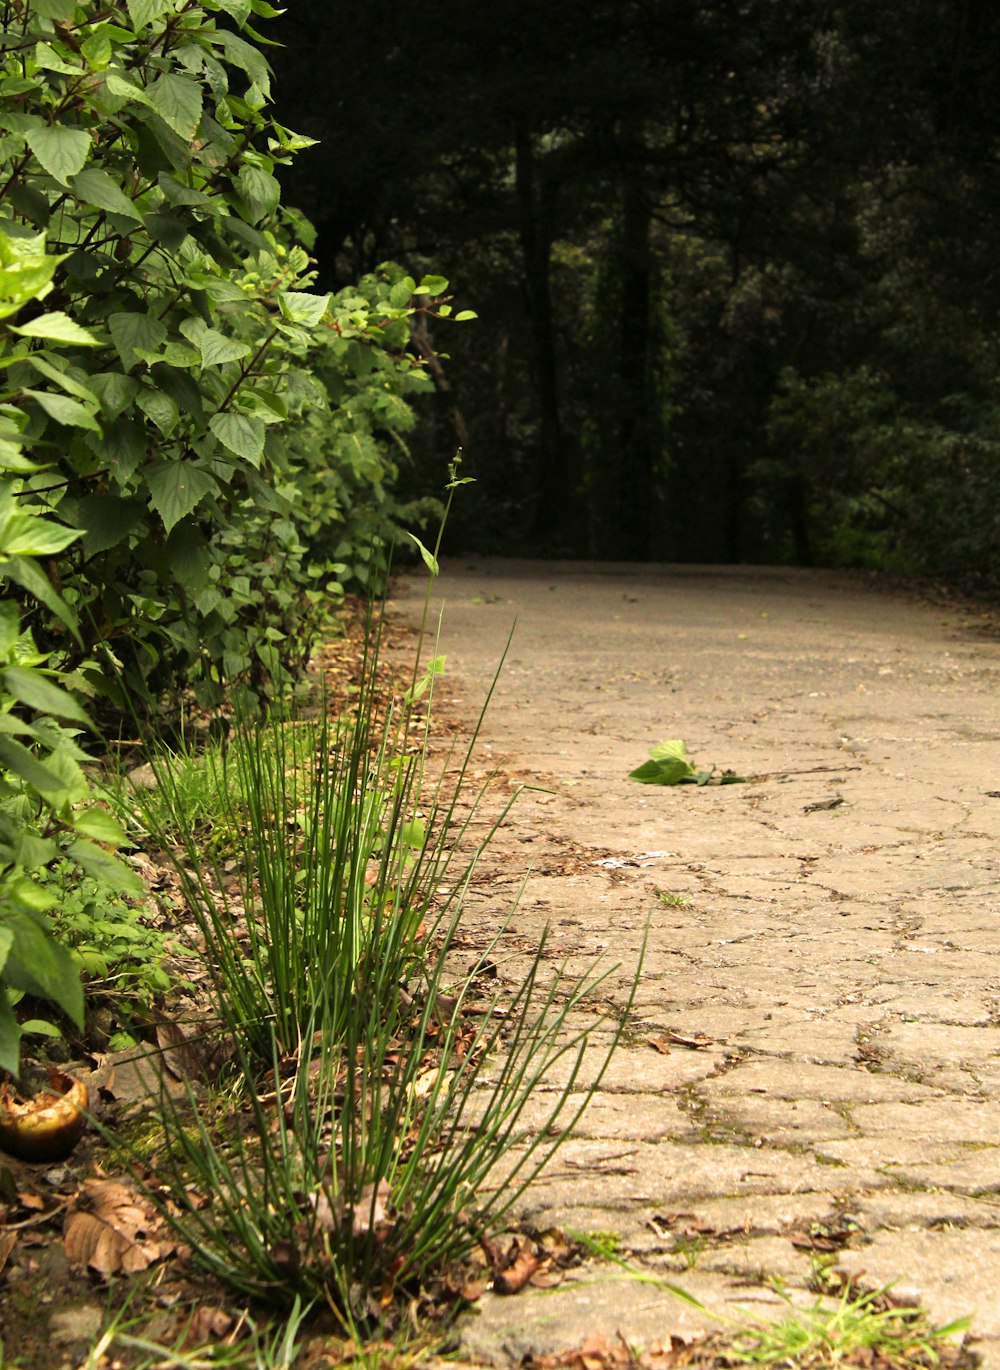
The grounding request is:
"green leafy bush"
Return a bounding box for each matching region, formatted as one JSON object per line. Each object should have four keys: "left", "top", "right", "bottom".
{"left": 764, "top": 361, "right": 1000, "bottom": 582}
{"left": 1, "top": 0, "right": 445, "bottom": 715}
{"left": 0, "top": 223, "right": 139, "bottom": 1075}
{"left": 41, "top": 860, "right": 168, "bottom": 1005}
{"left": 0, "top": 0, "right": 464, "bottom": 1068}
{"left": 0, "top": 0, "right": 463, "bottom": 1074}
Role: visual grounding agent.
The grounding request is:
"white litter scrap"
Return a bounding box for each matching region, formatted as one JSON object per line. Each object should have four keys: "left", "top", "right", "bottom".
{"left": 593, "top": 851, "right": 673, "bottom": 869}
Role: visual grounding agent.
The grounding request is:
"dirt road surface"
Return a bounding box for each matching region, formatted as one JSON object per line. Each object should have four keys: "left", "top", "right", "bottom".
{"left": 388, "top": 560, "right": 1000, "bottom": 1366}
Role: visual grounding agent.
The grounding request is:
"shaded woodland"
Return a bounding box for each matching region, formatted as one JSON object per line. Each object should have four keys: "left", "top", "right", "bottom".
{"left": 0, "top": 8, "right": 996, "bottom": 1358}
{"left": 271, "top": 0, "right": 1000, "bottom": 582}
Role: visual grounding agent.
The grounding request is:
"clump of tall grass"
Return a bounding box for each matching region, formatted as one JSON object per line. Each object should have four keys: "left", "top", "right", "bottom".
{"left": 121, "top": 587, "right": 640, "bottom": 1328}
{"left": 134, "top": 609, "right": 516, "bottom": 1063}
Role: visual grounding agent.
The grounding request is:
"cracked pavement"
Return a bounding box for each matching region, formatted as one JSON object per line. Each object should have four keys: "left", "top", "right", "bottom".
{"left": 388, "top": 559, "right": 1000, "bottom": 1366}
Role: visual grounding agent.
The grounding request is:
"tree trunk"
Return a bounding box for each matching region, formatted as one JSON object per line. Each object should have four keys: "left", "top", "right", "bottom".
{"left": 515, "top": 128, "right": 575, "bottom": 547}
{"left": 410, "top": 312, "right": 470, "bottom": 454}
{"left": 613, "top": 159, "right": 654, "bottom": 559}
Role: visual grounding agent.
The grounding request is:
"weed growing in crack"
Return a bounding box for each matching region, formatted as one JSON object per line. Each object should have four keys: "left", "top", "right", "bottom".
{"left": 654, "top": 889, "right": 692, "bottom": 908}
{"left": 728, "top": 1282, "right": 972, "bottom": 1370}
{"left": 671, "top": 1231, "right": 707, "bottom": 1270}
{"left": 568, "top": 1229, "right": 623, "bottom": 1261}
{"left": 808, "top": 1252, "right": 843, "bottom": 1294}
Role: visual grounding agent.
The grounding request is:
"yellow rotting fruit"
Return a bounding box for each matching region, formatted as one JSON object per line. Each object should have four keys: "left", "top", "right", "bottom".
{"left": 0, "top": 1068, "right": 89, "bottom": 1162}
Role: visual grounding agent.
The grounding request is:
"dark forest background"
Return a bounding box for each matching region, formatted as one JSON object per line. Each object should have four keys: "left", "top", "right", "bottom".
{"left": 269, "top": 1, "right": 1000, "bottom": 584}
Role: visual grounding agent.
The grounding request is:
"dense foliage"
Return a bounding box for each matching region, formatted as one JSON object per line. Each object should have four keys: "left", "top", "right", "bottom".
{"left": 0, "top": 221, "right": 135, "bottom": 1074}
{"left": 0, "top": 0, "right": 452, "bottom": 1072}
{"left": 271, "top": 0, "right": 1000, "bottom": 586}
{"left": 1, "top": 0, "right": 445, "bottom": 709}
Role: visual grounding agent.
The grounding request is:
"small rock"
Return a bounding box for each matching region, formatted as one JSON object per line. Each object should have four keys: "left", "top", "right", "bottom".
{"left": 127, "top": 762, "right": 158, "bottom": 790}
{"left": 50, "top": 1304, "right": 103, "bottom": 1346}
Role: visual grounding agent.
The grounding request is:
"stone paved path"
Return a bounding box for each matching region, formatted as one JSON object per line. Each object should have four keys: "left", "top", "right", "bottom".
{"left": 388, "top": 560, "right": 1000, "bottom": 1366}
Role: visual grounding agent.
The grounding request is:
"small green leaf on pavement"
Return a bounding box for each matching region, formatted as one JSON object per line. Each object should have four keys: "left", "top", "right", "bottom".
{"left": 629, "top": 738, "right": 745, "bottom": 786}
{"left": 629, "top": 738, "right": 696, "bottom": 785}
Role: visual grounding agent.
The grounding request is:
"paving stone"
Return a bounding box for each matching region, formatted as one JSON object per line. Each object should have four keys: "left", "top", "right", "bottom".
{"left": 848, "top": 1098, "right": 1000, "bottom": 1144}
{"left": 696, "top": 1093, "right": 852, "bottom": 1144}
{"left": 513, "top": 1138, "right": 884, "bottom": 1217}
{"left": 460, "top": 1268, "right": 794, "bottom": 1366}
{"left": 881, "top": 1021, "right": 1000, "bottom": 1064}
{"left": 509, "top": 1089, "right": 699, "bottom": 1144}
{"left": 854, "top": 1187, "right": 1000, "bottom": 1230}
{"left": 699, "top": 1056, "right": 943, "bottom": 1105}
{"left": 837, "top": 1229, "right": 1000, "bottom": 1336}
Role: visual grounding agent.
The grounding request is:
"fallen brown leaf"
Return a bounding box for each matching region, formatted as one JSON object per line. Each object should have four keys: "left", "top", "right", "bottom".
{"left": 432, "top": 992, "right": 459, "bottom": 1024}
{"left": 528, "top": 1264, "right": 564, "bottom": 1288}
{"left": 667, "top": 1030, "right": 713, "bottom": 1050}
{"left": 156, "top": 1016, "right": 232, "bottom": 1082}
{"left": 528, "top": 1330, "right": 714, "bottom": 1370}
{"left": 641, "top": 1333, "right": 717, "bottom": 1368}
{"left": 64, "top": 1178, "right": 172, "bottom": 1276}
{"left": 790, "top": 1226, "right": 855, "bottom": 1252}
{"left": 352, "top": 1179, "right": 391, "bottom": 1239}
{"left": 64, "top": 1211, "right": 160, "bottom": 1275}
{"left": 491, "top": 1236, "right": 540, "bottom": 1295}
{"left": 411, "top": 1063, "right": 454, "bottom": 1101}
{"left": 530, "top": 1332, "right": 633, "bottom": 1368}
{"left": 180, "top": 1305, "right": 236, "bottom": 1344}
{"left": 538, "top": 1227, "right": 578, "bottom": 1263}
{"left": 156, "top": 1020, "right": 206, "bottom": 1081}
{"left": 0, "top": 1229, "right": 15, "bottom": 1274}
{"left": 647, "top": 1034, "right": 673, "bottom": 1055}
